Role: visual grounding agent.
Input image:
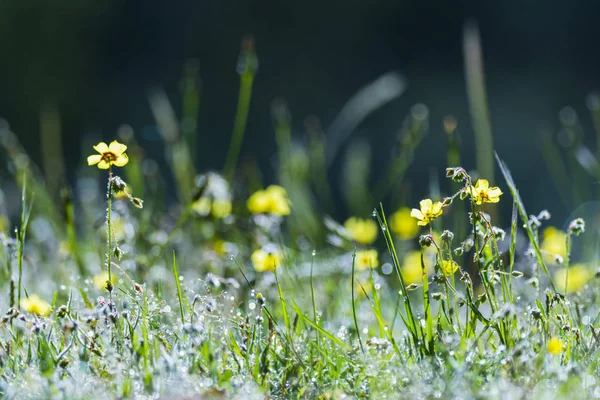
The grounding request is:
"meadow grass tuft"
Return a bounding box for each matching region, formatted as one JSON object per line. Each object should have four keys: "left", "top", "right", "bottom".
{"left": 3, "top": 53, "right": 600, "bottom": 399}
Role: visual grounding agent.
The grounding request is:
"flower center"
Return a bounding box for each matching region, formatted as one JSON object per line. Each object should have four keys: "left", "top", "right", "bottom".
{"left": 102, "top": 152, "right": 117, "bottom": 163}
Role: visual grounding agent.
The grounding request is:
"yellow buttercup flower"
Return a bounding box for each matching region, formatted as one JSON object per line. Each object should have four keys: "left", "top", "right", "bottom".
{"left": 355, "top": 249, "right": 379, "bottom": 270}
{"left": 439, "top": 260, "right": 459, "bottom": 277}
{"left": 212, "top": 199, "right": 232, "bottom": 218}
{"left": 87, "top": 140, "right": 129, "bottom": 169}
{"left": 541, "top": 226, "right": 568, "bottom": 263}
{"left": 251, "top": 248, "right": 282, "bottom": 272}
{"left": 390, "top": 208, "right": 419, "bottom": 240}
{"left": 410, "top": 199, "right": 443, "bottom": 227}
{"left": 554, "top": 264, "right": 591, "bottom": 293}
{"left": 93, "top": 271, "right": 118, "bottom": 291}
{"left": 191, "top": 197, "right": 211, "bottom": 216}
{"left": 247, "top": 185, "right": 291, "bottom": 216}
{"left": 344, "top": 217, "right": 378, "bottom": 245}
{"left": 20, "top": 294, "right": 51, "bottom": 317}
{"left": 470, "top": 179, "right": 502, "bottom": 205}
{"left": 547, "top": 336, "right": 563, "bottom": 355}
{"left": 401, "top": 250, "right": 434, "bottom": 284}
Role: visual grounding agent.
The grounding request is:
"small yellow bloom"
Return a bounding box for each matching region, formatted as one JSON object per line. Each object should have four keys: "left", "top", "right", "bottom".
{"left": 390, "top": 208, "right": 419, "bottom": 240}
{"left": 355, "top": 249, "right": 379, "bottom": 270}
{"left": 20, "top": 294, "right": 51, "bottom": 317}
{"left": 251, "top": 248, "right": 282, "bottom": 272}
{"left": 439, "top": 260, "right": 459, "bottom": 277}
{"left": 554, "top": 264, "right": 591, "bottom": 293}
{"left": 410, "top": 199, "right": 443, "bottom": 227}
{"left": 354, "top": 279, "right": 373, "bottom": 299}
{"left": 547, "top": 336, "right": 563, "bottom": 355}
{"left": 541, "top": 227, "right": 568, "bottom": 262}
{"left": 401, "top": 250, "right": 434, "bottom": 284}
{"left": 192, "top": 197, "right": 212, "bottom": 216}
{"left": 470, "top": 179, "right": 502, "bottom": 205}
{"left": 87, "top": 140, "right": 129, "bottom": 169}
{"left": 212, "top": 199, "right": 232, "bottom": 218}
{"left": 247, "top": 185, "right": 291, "bottom": 216}
{"left": 344, "top": 217, "right": 378, "bottom": 245}
{"left": 93, "top": 271, "right": 118, "bottom": 291}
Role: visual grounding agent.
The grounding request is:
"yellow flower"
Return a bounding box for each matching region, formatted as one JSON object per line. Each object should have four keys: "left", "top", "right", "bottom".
{"left": 401, "top": 250, "right": 434, "bottom": 284}
{"left": 355, "top": 249, "right": 379, "bottom": 270}
{"left": 93, "top": 271, "right": 118, "bottom": 291}
{"left": 554, "top": 264, "right": 591, "bottom": 293}
{"left": 354, "top": 279, "right": 373, "bottom": 299}
{"left": 192, "top": 197, "right": 211, "bottom": 216}
{"left": 87, "top": 140, "right": 129, "bottom": 169}
{"left": 541, "top": 227, "right": 568, "bottom": 262}
{"left": 20, "top": 294, "right": 51, "bottom": 317}
{"left": 547, "top": 336, "right": 563, "bottom": 355}
{"left": 247, "top": 185, "right": 290, "bottom": 216}
{"left": 212, "top": 199, "right": 232, "bottom": 218}
{"left": 410, "top": 199, "right": 443, "bottom": 227}
{"left": 251, "top": 248, "right": 282, "bottom": 272}
{"left": 344, "top": 217, "right": 378, "bottom": 245}
{"left": 390, "top": 208, "right": 419, "bottom": 240}
{"left": 439, "top": 260, "right": 459, "bottom": 277}
{"left": 470, "top": 179, "right": 502, "bottom": 205}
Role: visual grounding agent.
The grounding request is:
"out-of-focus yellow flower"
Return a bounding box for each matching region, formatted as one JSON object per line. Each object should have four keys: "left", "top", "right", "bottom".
{"left": 87, "top": 140, "right": 129, "bottom": 169}
{"left": 355, "top": 279, "right": 373, "bottom": 299}
{"left": 20, "top": 294, "right": 51, "bottom": 316}
{"left": 410, "top": 199, "right": 443, "bottom": 227}
{"left": 547, "top": 336, "right": 563, "bottom": 355}
{"left": 541, "top": 227, "right": 568, "bottom": 263}
{"left": 469, "top": 179, "right": 502, "bottom": 205}
{"left": 401, "top": 250, "right": 433, "bottom": 284}
{"left": 344, "top": 217, "right": 378, "bottom": 245}
{"left": 212, "top": 199, "right": 232, "bottom": 218}
{"left": 355, "top": 249, "right": 378, "bottom": 270}
{"left": 213, "top": 239, "right": 227, "bottom": 255}
{"left": 390, "top": 208, "right": 419, "bottom": 240}
{"left": 93, "top": 271, "right": 118, "bottom": 291}
{"left": 439, "top": 260, "right": 459, "bottom": 277}
{"left": 247, "top": 185, "right": 291, "bottom": 216}
{"left": 192, "top": 197, "right": 211, "bottom": 216}
{"left": 251, "top": 248, "right": 282, "bottom": 272}
{"left": 554, "top": 264, "right": 591, "bottom": 293}
{"left": 192, "top": 197, "right": 232, "bottom": 219}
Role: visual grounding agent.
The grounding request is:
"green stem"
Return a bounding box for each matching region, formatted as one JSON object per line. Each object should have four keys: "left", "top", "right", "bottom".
{"left": 107, "top": 168, "right": 113, "bottom": 301}
{"left": 224, "top": 72, "right": 255, "bottom": 181}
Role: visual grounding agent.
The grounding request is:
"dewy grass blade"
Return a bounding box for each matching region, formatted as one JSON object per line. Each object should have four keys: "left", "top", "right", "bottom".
{"left": 495, "top": 153, "right": 557, "bottom": 291}
{"left": 173, "top": 251, "right": 185, "bottom": 324}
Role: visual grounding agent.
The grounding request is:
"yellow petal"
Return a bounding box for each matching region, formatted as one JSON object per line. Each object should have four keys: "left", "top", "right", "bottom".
{"left": 476, "top": 179, "right": 489, "bottom": 190}
{"left": 417, "top": 220, "right": 429, "bottom": 226}
{"left": 431, "top": 202, "right": 443, "bottom": 215}
{"left": 410, "top": 209, "right": 424, "bottom": 220}
{"left": 109, "top": 140, "right": 127, "bottom": 155}
{"left": 93, "top": 142, "right": 109, "bottom": 154}
{"left": 113, "top": 153, "right": 129, "bottom": 167}
{"left": 488, "top": 187, "right": 503, "bottom": 198}
{"left": 419, "top": 199, "right": 433, "bottom": 213}
{"left": 97, "top": 159, "right": 111, "bottom": 169}
{"left": 87, "top": 154, "right": 102, "bottom": 166}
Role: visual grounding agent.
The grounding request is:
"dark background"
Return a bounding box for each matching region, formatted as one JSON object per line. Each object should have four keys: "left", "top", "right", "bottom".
{"left": 1, "top": 0, "right": 600, "bottom": 224}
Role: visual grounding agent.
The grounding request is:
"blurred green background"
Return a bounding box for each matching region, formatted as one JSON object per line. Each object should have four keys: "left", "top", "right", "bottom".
{"left": 1, "top": 0, "right": 600, "bottom": 224}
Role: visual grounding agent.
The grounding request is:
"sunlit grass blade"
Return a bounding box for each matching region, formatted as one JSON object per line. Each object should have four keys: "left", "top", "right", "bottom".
{"left": 495, "top": 153, "right": 556, "bottom": 291}
{"left": 172, "top": 251, "right": 185, "bottom": 324}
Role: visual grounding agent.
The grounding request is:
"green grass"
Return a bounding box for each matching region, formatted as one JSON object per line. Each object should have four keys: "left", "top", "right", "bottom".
{"left": 2, "top": 51, "right": 600, "bottom": 399}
